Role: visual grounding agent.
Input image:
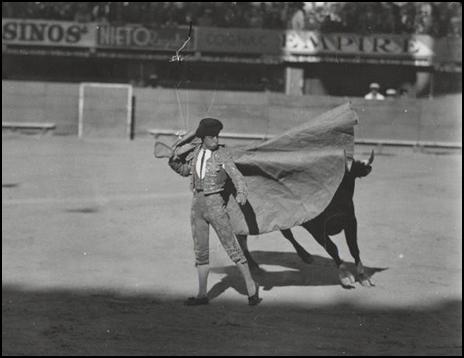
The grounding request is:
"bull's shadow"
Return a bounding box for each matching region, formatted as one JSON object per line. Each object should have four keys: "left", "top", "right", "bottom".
{"left": 208, "top": 251, "right": 387, "bottom": 299}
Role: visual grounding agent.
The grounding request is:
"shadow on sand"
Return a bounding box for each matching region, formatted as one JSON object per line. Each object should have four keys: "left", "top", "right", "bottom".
{"left": 2, "top": 283, "right": 461, "bottom": 356}
{"left": 208, "top": 251, "right": 387, "bottom": 299}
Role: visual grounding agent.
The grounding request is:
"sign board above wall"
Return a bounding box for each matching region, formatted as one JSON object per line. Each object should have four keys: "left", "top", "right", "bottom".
{"left": 2, "top": 19, "right": 96, "bottom": 48}
{"left": 2, "top": 19, "right": 461, "bottom": 70}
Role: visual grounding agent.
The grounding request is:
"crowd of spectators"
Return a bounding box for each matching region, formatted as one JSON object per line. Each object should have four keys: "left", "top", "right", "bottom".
{"left": 2, "top": 2, "right": 462, "bottom": 38}
{"left": 303, "top": 2, "right": 462, "bottom": 37}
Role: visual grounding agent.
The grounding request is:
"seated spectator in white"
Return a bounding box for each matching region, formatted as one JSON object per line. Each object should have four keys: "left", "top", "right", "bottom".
{"left": 385, "top": 88, "right": 397, "bottom": 99}
{"left": 364, "top": 83, "right": 385, "bottom": 100}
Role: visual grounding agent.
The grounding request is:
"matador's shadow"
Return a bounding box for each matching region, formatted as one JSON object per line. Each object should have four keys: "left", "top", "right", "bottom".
{"left": 208, "top": 251, "right": 387, "bottom": 300}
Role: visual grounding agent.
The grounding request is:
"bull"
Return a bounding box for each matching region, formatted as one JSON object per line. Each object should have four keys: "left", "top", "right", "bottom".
{"left": 154, "top": 104, "right": 375, "bottom": 288}
{"left": 236, "top": 150, "right": 375, "bottom": 288}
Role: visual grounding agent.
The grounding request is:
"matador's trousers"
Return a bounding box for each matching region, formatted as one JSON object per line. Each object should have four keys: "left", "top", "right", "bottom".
{"left": 190, "top": 191, "right": 247, "bottom": 266}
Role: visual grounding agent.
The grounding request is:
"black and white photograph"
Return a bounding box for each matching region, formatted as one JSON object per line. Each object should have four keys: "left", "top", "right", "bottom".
{"left": 2, "top": 2, "right": 462, "bottom": 355}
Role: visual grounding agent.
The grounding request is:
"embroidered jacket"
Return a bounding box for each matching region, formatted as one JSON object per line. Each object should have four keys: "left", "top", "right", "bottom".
{"left": 169, "top": 145, "right": 247, "bottom": 197}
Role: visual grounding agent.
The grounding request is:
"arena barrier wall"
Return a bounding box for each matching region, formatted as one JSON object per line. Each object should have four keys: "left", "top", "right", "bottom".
{"left": 2, "top": 81, "right": 79, "bottom": 135}
{"left": 2, "top": 80, "right": 461, "bottom": 147}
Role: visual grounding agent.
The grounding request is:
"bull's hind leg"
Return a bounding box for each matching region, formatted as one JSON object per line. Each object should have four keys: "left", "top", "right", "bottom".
{"left": 280, "top": 229, "right": 314, "bottom": 264}
{"left": 302, "top": 222, "right": 355, "bottom": 288}
{"left": 344, "top": 217, "right": 374, "bottom": 287}
{"left": 236, "top": 235, "right": 260, "bottom": 272}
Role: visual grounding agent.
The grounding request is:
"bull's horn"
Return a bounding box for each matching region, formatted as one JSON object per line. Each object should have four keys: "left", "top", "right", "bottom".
{"left": 368, "top": 150, "right": 375, "bottom": 165}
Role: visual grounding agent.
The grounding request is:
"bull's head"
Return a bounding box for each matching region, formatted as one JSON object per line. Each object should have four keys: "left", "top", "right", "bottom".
{"left": 351, "top": 150, "right": 374, "bottom": 178}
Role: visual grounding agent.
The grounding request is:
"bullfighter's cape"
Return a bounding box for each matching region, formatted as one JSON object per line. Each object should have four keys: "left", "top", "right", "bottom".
{"left": 156, "top": 102, "right": 358, "bottom": 235}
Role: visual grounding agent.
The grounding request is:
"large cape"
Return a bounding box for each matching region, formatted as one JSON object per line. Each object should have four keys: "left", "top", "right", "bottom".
{"left": 226, "top": 102, "right": 358, "bottom": 235}
{"left": 156, "top": 102, "right": 358, "bottom": 235}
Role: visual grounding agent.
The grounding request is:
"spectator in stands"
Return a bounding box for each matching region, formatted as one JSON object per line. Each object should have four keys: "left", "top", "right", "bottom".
{"left": 197, "top": 7, "right": 213, "bottom": 27}
{"left": 338, "top": 2, "right": 357, "bottom": 32}
{"left": 414, "top": 2, "right": 439, "bottom": 36}
{"left": 358, "top": 3, "right": 384, "bottom": 34}
{"left": 323, "top": 2, "right": 344, "bottom": 32}
{"left": 91, "top": 2, "right": 109, "bottom": 23}
{"left": 268, "top": 2, "right": 286, "bottom": 29}
{"left": 2, "top": 2, "right": 462, "bottom": 38}
{"left": 249, "top": 6, "right": 264, "bottom": 28}
{"left": 380, "top": 2, "right": 401, "bottom": 34}
{"left": 161, "top": 2, "right": 179, "bottom": 28}
{"left": 364, "top": 83, "right": 385, "bottom": 100}
{"left": 450, "top": 17, "right": 462, "bottom": 36}
{"left": 74, "top": 3, "right": 92, "bottom": 23}
{"left": 234, "top": 2, "right": 254, "bottom": 28}
{"left": 170, "top": 2, "right": 189, "bottom": 26}
{"left": 222, "top": 3, "right": 239, "bottom": 28}
{"left": 288, "top": 2, "right": 306, "bottom": 30}
{"left": 306, "top": 11, "right": 321, "bottom": 31}
{"left": 57, "top": 2, "right": 75, "bottom": 21}
{"left": 399, "top": 2, "right": 416, "bottom": 34}
{"left": 385, "top": 88, "right": 398, "bottom": 100}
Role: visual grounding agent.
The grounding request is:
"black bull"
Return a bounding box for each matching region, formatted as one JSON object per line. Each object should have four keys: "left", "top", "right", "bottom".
{"left": 235, "top": 152, "right": 375, "bottom": 288}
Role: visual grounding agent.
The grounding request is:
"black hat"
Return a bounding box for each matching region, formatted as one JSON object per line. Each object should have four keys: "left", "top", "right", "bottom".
{"left": 195, "top": 118, "right": 223, "bottom": 138}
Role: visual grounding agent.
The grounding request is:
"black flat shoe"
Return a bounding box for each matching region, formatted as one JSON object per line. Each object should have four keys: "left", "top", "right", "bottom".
{"left": 248, "top": 283, "right": 262, "bottom": 306}
{"left": 184, "top": 296, "right": 209, "bottom": 306}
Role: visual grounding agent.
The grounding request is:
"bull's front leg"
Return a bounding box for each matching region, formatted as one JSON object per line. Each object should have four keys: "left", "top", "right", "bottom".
{"left": 236, "top": 234, "right": 260, "bottom": 272}
{"left": 344, "top": 217, "right": 374, "bottom": 287}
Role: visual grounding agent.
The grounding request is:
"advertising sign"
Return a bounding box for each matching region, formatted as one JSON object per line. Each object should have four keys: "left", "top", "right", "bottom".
{"left": 196, "top": 27, "right": 282, "bottom": 55}
{"left": 3, "top": 18, "right": 459, "bottom": 71}
{"left": 2, "top": 19, "right": 96, "bottom": 47}
{"left": 96, "top": 24, "right": 194, "bottom": 51}
{"left": 284, "top": 31, "right": 434, "bottom": 60}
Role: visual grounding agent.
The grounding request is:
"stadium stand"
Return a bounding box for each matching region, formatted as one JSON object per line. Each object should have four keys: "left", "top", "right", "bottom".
{"left": 2, "top": 2, "right": 461, "bottom": 37}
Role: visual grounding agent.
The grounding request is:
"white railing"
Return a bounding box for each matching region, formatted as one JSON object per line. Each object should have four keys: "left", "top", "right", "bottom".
{"left": 148, "top": 128, "right": 462, "bottom": 149}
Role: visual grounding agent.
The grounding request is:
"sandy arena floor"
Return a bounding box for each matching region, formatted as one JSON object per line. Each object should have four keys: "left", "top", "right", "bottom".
{"left": 2, "top": 134, "right": 462, "bottom": 355}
